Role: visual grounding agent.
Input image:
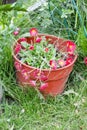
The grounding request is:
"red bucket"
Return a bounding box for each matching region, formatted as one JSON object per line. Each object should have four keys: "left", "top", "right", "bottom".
{"left": 13, "top": 34, "right": 77, "bottom": 96}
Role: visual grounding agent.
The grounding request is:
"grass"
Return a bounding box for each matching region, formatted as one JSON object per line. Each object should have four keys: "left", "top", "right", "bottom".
{"left": 0, "top": 0, "right": 87, "bottom": 130}
{"left": 0, "top": 79, "right": 87, "bottom": 130}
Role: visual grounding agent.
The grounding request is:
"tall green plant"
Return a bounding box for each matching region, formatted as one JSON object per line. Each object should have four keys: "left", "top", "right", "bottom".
{"left": 48, "top": 0, "right": 87, "bottom": 40}
{"left": 77, "top": 27, "right": 87, "bottom": 56}
{"left": 48, "top": 0, "right": 77, "bottom": 39}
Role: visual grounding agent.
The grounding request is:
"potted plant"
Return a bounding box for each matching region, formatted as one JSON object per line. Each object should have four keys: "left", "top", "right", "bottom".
{"left": 13, "top": 28, "right": 77, "bottom": 96}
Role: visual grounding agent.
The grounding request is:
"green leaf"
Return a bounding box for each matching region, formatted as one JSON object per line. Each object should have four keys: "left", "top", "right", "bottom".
{"left": 0, "top": 3, "right": 27, "bottom": 12}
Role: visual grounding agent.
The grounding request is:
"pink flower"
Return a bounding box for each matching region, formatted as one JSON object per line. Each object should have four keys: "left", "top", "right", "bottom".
{"left": 58, "top": 59, "right": 66, "bottom": 67}
{"left": 36, "top": 37, "right": 42, "bottom": 43}
{"left": 49, "top": 60, "right": 57, "bottom": 70}
{"left": 29, "top": 45, "right": 34, "bottom": 50}
{"left": 44, "top": 47, "right": 49, "bottom": 52}
{"left": 40, "top": 74, "right": 48, "bottom": 81}
{"left": 18, "top": 37, "right": 27, "bottom": 43}
{"left": 39, "top": 83, "right": 48, "bottom": 91}
{"left": 29, "top": 28, "right": 38, "bottom": 36}
{"left": 21, "top": 69, "right": 30, "bottom": 80}
{"left": 33, "top": 69, "right": 40, "bottom": 79}
{"left": 33, "top": 70, "right": 47, "bottom": 81}
{"left": 84, "top": 57, "right": 87, "bottom": 66}
{"left": 65, "top": 57, "right": 73, "bottom": 66}
{"left": 68, "top": 53, "right": 74, "bottom": 57}
{"left": 29, "top": 80, "right": 36, "bottom": 87}
{"left": 13, "top": 31, "right": 19, "bottom": 36}
{"left": 66, "top": 41, "right": 76, "bottom": 54}
{"left": 13, "top": 28, "right": 20, "bottom": 36}
{"left": 14, "top": 61, "right": 22, "bottom": 71}
{"left": 14, "top": 43, "right": 21, "bottom": 54}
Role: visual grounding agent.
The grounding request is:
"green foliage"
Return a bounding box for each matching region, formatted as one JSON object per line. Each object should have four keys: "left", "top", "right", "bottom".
{"left": 0, "top": 2, "right": 27, "bottom": 11}
{"left": 78, "top": 27, "right": 87, "bottom": 56}
{"left": 48, "top": 0, "right": 87, "bottom": 40}
{"left": 18, "top": 36, "right": 66, "bottom": 69}
{"left": 48, "top": 0, "right": 77, "bottom": 39}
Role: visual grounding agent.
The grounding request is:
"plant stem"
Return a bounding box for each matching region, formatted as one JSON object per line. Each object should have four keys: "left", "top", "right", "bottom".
{"left": 75, "top": 0, "right": 78, "bottom": 29}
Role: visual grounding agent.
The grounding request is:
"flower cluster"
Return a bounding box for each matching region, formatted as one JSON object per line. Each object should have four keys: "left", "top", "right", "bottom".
{"left": 14, "top": 28, "right": 76, "bottom": 70}
{"left": 13, "top": 28, "right": 76, "bottom": 90}
{"left": 84, "top": 57, "right": 87, "bottom": 66}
